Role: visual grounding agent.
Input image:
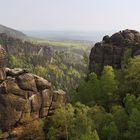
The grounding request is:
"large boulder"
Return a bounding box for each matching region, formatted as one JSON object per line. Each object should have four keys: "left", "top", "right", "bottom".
{"left": 34, "top": 75, "right": 51, "bottom": 91}
{"left": 110, "top": 32, "right": 124, "bottom": 45}
{"left": 0, "top": 68, "right": 66, "bottom": 131}
{"left": 5, "top": 68, "right": 28, "bottom": 76}
{"left": 16, "top": 73, "right": 37, "bottom": 92}
{"left": 89, "top": 29, "right": 140, "bottom": 75}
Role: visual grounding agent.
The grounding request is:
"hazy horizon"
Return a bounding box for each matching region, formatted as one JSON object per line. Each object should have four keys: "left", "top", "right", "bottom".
{"left": 22, "top": 30, "right": 117, "bottom": 41}
{"left": 1, "top": 0, "right": 140, "bottom": 31}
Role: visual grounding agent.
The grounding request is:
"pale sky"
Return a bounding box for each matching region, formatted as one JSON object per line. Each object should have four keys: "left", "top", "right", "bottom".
{"left": 0, "top": 0, "right": 140, "bottom": 31}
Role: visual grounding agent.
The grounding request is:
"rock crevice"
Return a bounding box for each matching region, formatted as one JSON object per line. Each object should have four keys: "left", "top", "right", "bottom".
{"left": 0, "top": 68, "right": 66, "bottom": 131}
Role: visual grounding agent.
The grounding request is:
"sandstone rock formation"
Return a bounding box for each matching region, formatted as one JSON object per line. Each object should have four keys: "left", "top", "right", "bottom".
{"left": 0, "top": 68, "right": 66, "bottom": 131}
{"left": 89, "top": 29, "right": 140, "bottom": 75}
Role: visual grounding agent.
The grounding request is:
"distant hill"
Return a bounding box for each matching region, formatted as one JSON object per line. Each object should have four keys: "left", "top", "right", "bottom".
{"left": 0, "top": 24, "right": 27, "bottom": 39}
{"left": 23, "top": 30, "right": 115, "bottom": 42}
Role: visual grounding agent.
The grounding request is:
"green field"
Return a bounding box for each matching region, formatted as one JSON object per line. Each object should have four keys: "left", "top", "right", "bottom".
{"left": 29, "top": 37, "right": 93, "bottom": 50}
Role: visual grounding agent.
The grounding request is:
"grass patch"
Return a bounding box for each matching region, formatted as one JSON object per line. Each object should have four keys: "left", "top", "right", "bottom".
{"left": 28, "top": 37, "right": 92, "bottom": 50}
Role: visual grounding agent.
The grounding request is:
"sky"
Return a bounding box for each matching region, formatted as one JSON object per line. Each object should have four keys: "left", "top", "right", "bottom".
{"left": 0, "top": 0, "right": 140, "bottom": 31}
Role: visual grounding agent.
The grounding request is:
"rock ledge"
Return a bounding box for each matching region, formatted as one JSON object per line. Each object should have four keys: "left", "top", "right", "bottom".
{"left": 0, "top": 68, "right": 66, "bottom": 131}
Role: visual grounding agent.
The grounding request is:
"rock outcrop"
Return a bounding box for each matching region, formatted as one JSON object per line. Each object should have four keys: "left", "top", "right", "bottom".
{"left": 89, "top": 29, "right": 140, "bottom": 75}
{"left": 0, "top": 68, "right": 66, "bottom": 131}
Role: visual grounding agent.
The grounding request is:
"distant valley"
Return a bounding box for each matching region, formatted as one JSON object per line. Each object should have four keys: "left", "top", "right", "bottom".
{"left": 23, "top": 30, "right": 115, "bottom": 42}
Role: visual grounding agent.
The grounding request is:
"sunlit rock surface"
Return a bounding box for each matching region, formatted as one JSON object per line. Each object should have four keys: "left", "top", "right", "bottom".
{"left": 0, "top": 68, "right": 66, "bottom": 131}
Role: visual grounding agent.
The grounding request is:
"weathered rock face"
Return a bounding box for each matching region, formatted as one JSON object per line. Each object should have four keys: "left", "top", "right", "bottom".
{"left": 89, "top": 29, "right": 140, "bottom": 75}
{"left": 0, "top": 68, "right": 66, "bottom": 131}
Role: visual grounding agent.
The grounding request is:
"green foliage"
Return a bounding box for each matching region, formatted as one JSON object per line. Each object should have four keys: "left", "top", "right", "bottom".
{"left": 8, "top": 49, "right": 87, "bottom": 94}
{"left": 45, "top": 103, "right": 99, "bottom": 140}
{"left": 123, "top": 56, "right": 140, "bottom": 95}
{"left": 34, "top": 65, "right": 47, "bottom": 77}
{"left": 124, "top": 94, "right": 140, "bottom": 114}
{"left": 80, "top": 130, "right": 99, "bottom": 140}
{"left": 72, "top": 58, "right": 140, "bottom": 140}
{"left": 111, "top": 105, "right": 128, "bottom": 138}
{"left": 121, "top": 48, "right": 132, "bottom": 68}
{"left": 19, "top": 120, "right": 45, "bottom": 140}
{"left": 5, "top": 35, "right": 140, "bottom": 140}
{"left": 0, "top": 130, "right": 2, "bottom": 135}
{"left": 89, "top": 105, "right": 114, "bottom": 140}
{"left": 9, "top": 55, "right": 24, "bottom": 68}
{"left": 73, "top": 66, "right": 118, "bottom": 109}
{"left": 73, "top": 72, "right": 99, "bottom": 105}
{"left": 30, "top": 38, "right": 90, "bottom": 50}
{"left": 124, "top": 108, "right": 140, "bottom": 140}
{"left": 100, "top": 66, "right": 118, "bottom": 108}
{"left": 102, "top": 122, "right": 119, "bottom": 140}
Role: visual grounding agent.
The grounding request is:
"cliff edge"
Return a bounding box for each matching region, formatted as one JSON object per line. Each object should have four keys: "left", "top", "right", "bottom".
{"left": 0, "top": 67, "right": 66, "bottom": 131}
{"left": 89, "top": 29, "right": 140, "bottom": 75}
